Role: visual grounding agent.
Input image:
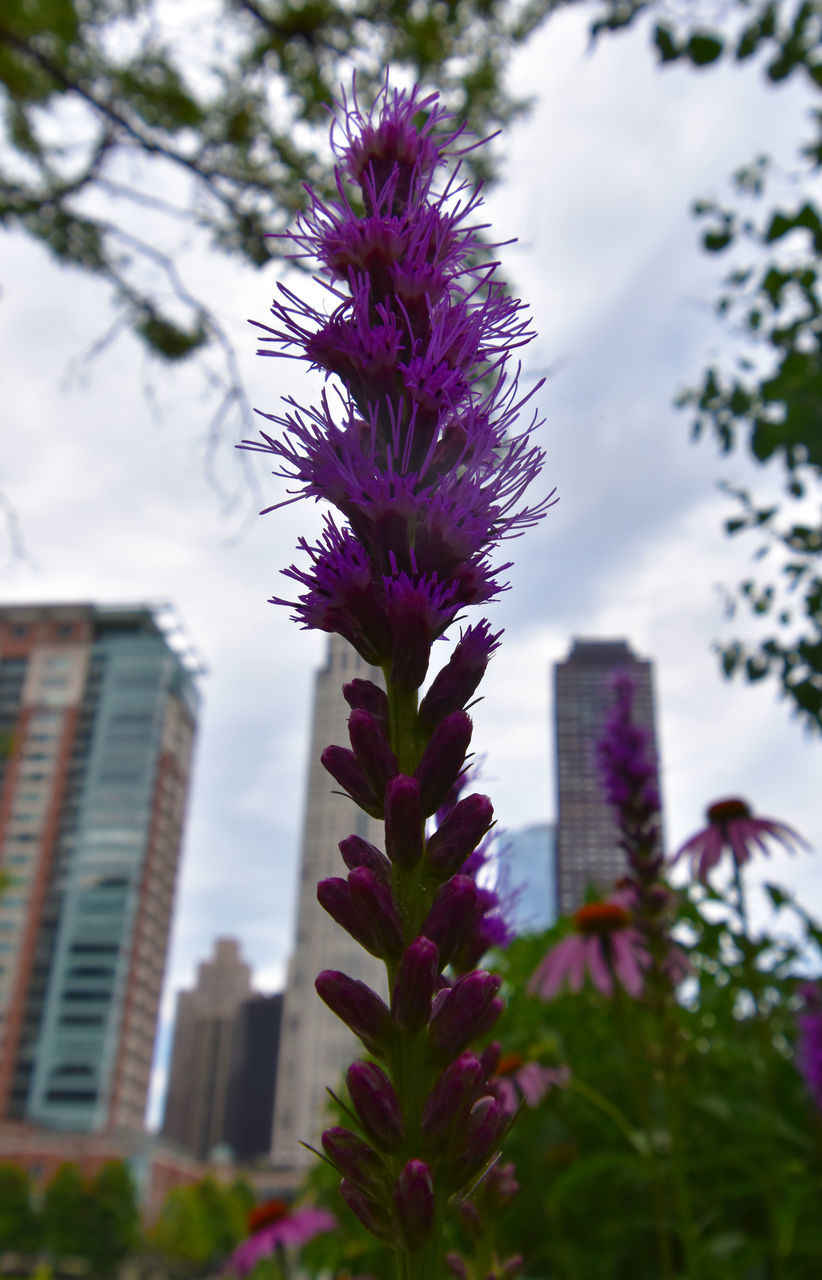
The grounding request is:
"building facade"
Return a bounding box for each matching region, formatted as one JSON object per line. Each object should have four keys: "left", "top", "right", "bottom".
{"left": 223, "top": 991, "right": 283, "bottom": 1165}
{"left": 161, "top": 938, "right": 253, "bottom": 1161}
{"left": 0, "top": 602, "right": 199, "bottom": 1135}
{"left": 504, "top": 823, "right": 557, "bottom": 935}
{"left": 271, "top": 635, "right": 386, "bottom": 1170}
{"left": 554, "top": 639, "right": 660, "bottom": 916}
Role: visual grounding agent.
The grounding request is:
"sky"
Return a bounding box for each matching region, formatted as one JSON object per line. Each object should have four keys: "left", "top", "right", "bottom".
{"left": 2, "top": 6, "right": 821, "bottom": 1128}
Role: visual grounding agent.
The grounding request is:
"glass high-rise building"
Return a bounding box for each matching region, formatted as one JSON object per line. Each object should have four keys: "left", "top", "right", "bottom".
{"left": 553, "top": 639, "right": 661, "bottom": 917}
{"left": 0, "top": 602, "right": 200, "bottom": 1135}
{"left": 503, "top": 823, "right": 556, "bottom": 935}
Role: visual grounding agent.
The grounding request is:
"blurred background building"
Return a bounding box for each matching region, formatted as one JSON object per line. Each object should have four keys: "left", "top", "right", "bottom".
{"left": 504, "top": 822, "right": 557, "bottom": 935}
{"left": 553, "top": 638, "right": 661, "bottom": 916}
{"left": 161, "top": 938, "right": 282, "bottom": 1164}
{"left": 270, "top": 634, "right": 386, "bottom": 1171}
{"left": 0, "top": 602, "right": 200, "bottom": 1135}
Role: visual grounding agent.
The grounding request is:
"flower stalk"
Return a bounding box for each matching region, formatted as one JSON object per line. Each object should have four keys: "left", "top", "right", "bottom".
{"left": 246, "top": 78, "right": 550, "bottom": 1276}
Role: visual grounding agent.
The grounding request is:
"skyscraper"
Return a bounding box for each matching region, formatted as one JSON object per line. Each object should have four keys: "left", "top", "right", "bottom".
{"left": 271, "top": 635, "right": 385, "bottom": 1171}
{"left": 0, "top": 602, "right": 200, "bottom": 1135}
{"left": 161, "top": 938, "right": 253, "bottom": 1160}
{"left": 223, "top": 991, "right": 283, "bottom": 1165}
{"left": 504, "top": 823, "right": 557, "bottom": 935}
{"left": 554, "top": 639, "right": 660, "bottom": 916}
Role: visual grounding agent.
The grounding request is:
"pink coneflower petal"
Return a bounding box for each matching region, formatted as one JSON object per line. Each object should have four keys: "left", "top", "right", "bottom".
{"left": 674, "top": 797, "right": 808, "bottom": 884}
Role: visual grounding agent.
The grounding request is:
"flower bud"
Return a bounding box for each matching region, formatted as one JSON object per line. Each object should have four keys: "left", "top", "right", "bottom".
{"left": 321, "top": 745, "right": 382, "bottom": 816}
{"left": 450, "top": 1095, "right": 507, "bottom": 1184}
{"left": 315, "top": 971, "right": 392, "bottom": 1057}
{"left": 322, "top": 1127, "right": 384, "bottom": 1199}
{"left": 418, "top": 622, "right": 501, "bottom": 729}
{"left": 421, "top": 1051, "right": 482, "bottom": 1144}
{"left": 339, "top": 1179, "right": 393, "bottom": 1242}
{"left": 384, "top": 775, "right": 424, "bottom": 868}
{"left": 348, "top": 708, "right": 398, "bottom": 794}
{"left": 428, "top": 970, "right": 502, "bottom": 1058}
{"left": 500, "top": 1256, "right": 525, "bottom": 1279}
{"left": 348, "top": 866, "right": 404, "bottom": 959}
{"left": 479, "top": 1041, "right": 501, "bottom": 1080}
{"left": 414, "top": 711, "right": 473, "bottom": 816}
{"left": 347, "top": 1060, "right": 405, "bottom": 1149}
{"left": 343, "top": 678, "right": 389, "bottom": 724}
{"left": 339, "top": 834, "right": 392, "bottom": 885}
{"left": 392, "top": 936, "right": 440, "bottom": 1032}
{"left": 421, "top": 876, "right": 479, "bottom": 969}
{"left": 317, "top": 877, "right": 379, "bottom": 955}
{"left": 426, "top": 793, "right": 495, "bottom": 877}
{"left": 446, "top": 1254, "right": 469, "bottom": 1280}
{"left": 393, "top": 1159, "right": 435, "bottom": 1250}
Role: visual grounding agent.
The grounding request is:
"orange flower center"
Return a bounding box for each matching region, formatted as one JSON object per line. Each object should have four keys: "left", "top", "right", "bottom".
{"left": 706, "top": 798, "right": 751, "bottom": 825}
{"left": 573, "top": 902, "right": 631, "bottom": 935}
{"left": 495, "top": 1052, "right": 524, "bottom": 1076}
{"left": 247, "top": 1199, "right": 290, "bottom": 1234}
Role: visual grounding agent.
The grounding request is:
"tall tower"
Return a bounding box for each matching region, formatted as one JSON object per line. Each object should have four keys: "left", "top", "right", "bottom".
{"left": 554, "top": 639, "right": 661, "bottom": 916}
{"left": 0, "top": 602, "right": 200, "bottom": 1135}
{"left": 271, "top": 635, "right": 385, "bottom": 1171}
{"left": 161, "top": 938, "right": 253, "bottom": 1160}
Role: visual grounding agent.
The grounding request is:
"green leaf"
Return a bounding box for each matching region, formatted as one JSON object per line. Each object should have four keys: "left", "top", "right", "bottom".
{"left": 687, "top": 32, "right": 724, "bottom": 67}
{"left": 653, "top": 23, "right": 680, "bottom": 63}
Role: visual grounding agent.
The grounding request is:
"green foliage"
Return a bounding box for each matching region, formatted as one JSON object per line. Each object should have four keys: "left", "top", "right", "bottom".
{"left": 582, "top": 1, "right": 822, "bottom": 732}
{"left": 40, "top": 1160, "right": 139, "bottom": 1271}
{"left": 482, "top": 878, "right": 822, "bottom": 1280}
{"left": 0, "top": 0, "right": 554, "bottom": 364}
{"left": 0, "top": 1162, "right": 40, "bottom": 1253}
{"left": 149, "top": 1175, "right": 254, "bottom": 1271}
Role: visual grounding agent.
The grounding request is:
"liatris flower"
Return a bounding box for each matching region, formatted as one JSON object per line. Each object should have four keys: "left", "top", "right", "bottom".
{"left": 797, "top": 982, "right": 822, "bottom": 1111}
{"left": 245, "top": 77, "right": 549, "bottom": 1276}
{"left": 596, "top": 670, "right": 661, "bottom": 875}
{"left": 529, "top": 896, "right": 648, "bottom": 999}
{"left": 595, "top": 674, "right": 690, "bottom": 996}
{"left": 225, "top": 1199, "right": 336, "bottom": 1277}
{"left": 675, "top": 797, "right": 807, "bottom": 883}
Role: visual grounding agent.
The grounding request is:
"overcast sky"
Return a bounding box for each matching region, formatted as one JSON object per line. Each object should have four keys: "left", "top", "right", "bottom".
{"left": 2, "top": 7, "right": 821, "bottom": 1127}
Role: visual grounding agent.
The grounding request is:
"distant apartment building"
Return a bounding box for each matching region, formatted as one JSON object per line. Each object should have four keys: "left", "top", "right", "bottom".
{"left": 224, "top": 991, "right": 282, "bottom": 1164}
{"left": 271, "top": 635, "right": 386, "bottom": 1171}
{"left": 0, "top": 602, "right": 200, "bottom": 1135}
{"left": 554, "top": 639, "right": 661, "bottom": 916}
{"left": 161, "top": 938, "right": 253, "bottom": 1160}
{"left": 504, "top": 823, "right": 556, "bottom": 934}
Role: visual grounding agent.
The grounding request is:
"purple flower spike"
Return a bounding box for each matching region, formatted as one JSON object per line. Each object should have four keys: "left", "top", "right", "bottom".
{"left": 339, "top": 1179, "right": 393, "bottom": 1243}
{"left": 419, "top": 622, "right": 502, "bottom": 729}
{"left": 317, "top": 877, "right": 379, "bottom": 955}
{"left": 343, "top": 678, "right": 389, "bottom": 723}
{"left": 322, "top": 1126, "right": 385, "bottom": 1199}
{"left": 421, "top": 875, "right": 480, "bottom": 969}
{"left": 428, "top": 969, "right": 502, "bottom": 1058}
{"left": 797, "top": 982, "right": 822, "bottom": 1110}
{"left": 348, "top": 866, "right": 404, "bottom": 959}
{"left": 393, "top": 1159, "right": 435, "bottom": 1250}
{"left": 392, "top": 936, "right": 440, "bottom": 1032}
{"left": 321, "top": 744, "right": 382, "bottom": 816}
{"left": 338, "top": 834, "right": 392, "bottom": 884}
{"left": 421, "top": 1051, "right": 483, "bottom": 1144}
{"left": 315, "top": 971, "right": 393, "bottom": 1057}
{"left": 347, "top": 1060, "right": 405, "bottom": 1150}
{"left": 415, "top": 710, "right": 473, "bottom": 816}
{"left": 426, "top": 793, "right": 495, "bottom": 878}
{"left": 384, "top": 774, "right": 424, "bottom": 868}
{"left": 348, "top": 708, "right": 399, "bottom": 794}
{"left": 449, "top": 1094, "right": 507, "bottom": 1184}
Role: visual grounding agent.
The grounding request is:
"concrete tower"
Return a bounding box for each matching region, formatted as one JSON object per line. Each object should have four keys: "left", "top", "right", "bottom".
{"left": 0, "top": 602, "right": 200, "bottom": 1134}
{"left": 553, "top": 639, "right": 661, "bottom": 916}
{"left": 161, "top": 938, "right": 253, "bottom": 1160}
{"left": 271, "top": 635, "right": 385, "bottom": 1170}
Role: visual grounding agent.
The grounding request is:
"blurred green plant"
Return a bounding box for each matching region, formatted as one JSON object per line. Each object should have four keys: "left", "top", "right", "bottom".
{"left": 149, "top": 1174, "right": 255, "bottom": 1273}
{"left": 41, "top": 1160, "right": 140, "bottom": 1274}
